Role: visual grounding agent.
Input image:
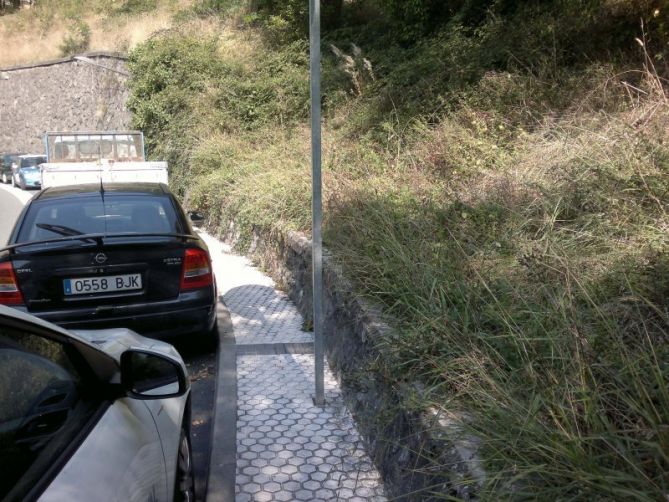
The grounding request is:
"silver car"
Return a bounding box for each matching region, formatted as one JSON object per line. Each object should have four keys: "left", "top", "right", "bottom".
{"left": 0, "top": 305, "right": 194, "bottom": 502}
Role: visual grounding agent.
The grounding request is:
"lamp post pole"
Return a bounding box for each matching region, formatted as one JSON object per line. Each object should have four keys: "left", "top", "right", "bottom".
{"left": 309, "top": 0, "right": 325, "bottom": 406}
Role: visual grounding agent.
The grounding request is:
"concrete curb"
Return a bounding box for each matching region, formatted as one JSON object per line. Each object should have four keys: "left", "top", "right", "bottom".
{"left": 206, "top": 300, "right": 238, "bottom": 502}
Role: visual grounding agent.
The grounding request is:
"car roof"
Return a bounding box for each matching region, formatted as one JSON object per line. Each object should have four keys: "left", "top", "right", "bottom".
{"left": 34, "top": 183, "right": 170, "bottom": 201}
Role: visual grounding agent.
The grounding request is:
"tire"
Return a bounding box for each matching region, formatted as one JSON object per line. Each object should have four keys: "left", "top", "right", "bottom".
{"left": 198, "top": 318, "right": 219, "bottom": 352}
{"left": 174, "top": 425, "right": 194, "bottom": 502}
{"left": 19, "top": 178, "right": 25, "bottom": 190}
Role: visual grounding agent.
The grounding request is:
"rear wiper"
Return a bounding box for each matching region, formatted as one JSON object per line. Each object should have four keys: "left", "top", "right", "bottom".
{"left": 35, "top": 223, "right": 98, "bottom": 244}
{"left": 36, "top": 223, "right": 85, "bottom": 237}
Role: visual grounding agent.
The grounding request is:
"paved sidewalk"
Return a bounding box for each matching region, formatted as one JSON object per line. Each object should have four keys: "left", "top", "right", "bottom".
{"left": 202, "top": 232, "right": 387, "bottom": 502}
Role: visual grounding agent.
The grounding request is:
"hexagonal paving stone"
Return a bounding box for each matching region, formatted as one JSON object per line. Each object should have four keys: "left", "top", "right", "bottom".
{"left": 274, "top": 492, "right": 293, "bottom": 502}
{"left": 290, "top": 472, "right": 309, "bottom": 484}
{"left": 336, "top": 487, "right": 355, "bottom": 499}
{"left": 295, "top": 489, "right": 313, "bottom": 501}
{"left": 241, "top": 466, "right": 260, "bottom": 477}
{"left": 281, "top": 480, "right": 300, "bottom": 492}
{"left": 298, "top": 464, "right": 317, "bottom": 474}
{"left": 263, "top": 482, "right": 281, "bottom": 493}
{"left": 267, "top": 457, "right": 286, "bottom": 468}
{"left": 242, "top": 482, "right": 261, "bottom": 495}
{"left": 252, "top": 472, "right": 272, "bottom": 486}
{"left": 316, "top": 488, "right": 335, "bottom": 499}
{"left": 254, "top": 491, "right": 272, "bottom": 502}
{"left": 303, "top": 480, "right": 321, "bottom": 491}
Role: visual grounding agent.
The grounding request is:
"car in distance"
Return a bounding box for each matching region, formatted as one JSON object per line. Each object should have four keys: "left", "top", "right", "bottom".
{"left": 13, "top": 154, "right": 46, "bottom": 190}
{"left": 0, "top": 304, "right": 194, "bottom": 502}
{"left": 0, "top": 182, "right": 216, "bottom": 343}
{"left": 0, "top": 152, "right": 23, "bottom": 184}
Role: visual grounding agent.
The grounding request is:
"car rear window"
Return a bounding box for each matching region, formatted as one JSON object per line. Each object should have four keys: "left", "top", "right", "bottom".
{"left": 20, "top": 157, "right": 46, "bottom": 168}
{"left": 17, "top": 195, "right": 182, "bottom": 245}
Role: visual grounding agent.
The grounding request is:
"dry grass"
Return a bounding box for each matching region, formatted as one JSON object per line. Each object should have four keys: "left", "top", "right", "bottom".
{"left": 0, "top": 0, "right": 196, "bottom": 67}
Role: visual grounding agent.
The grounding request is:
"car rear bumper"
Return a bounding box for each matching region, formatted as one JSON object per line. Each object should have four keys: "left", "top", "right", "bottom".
{"left": 13, "top": 291, "right": 217, "bottom": 339}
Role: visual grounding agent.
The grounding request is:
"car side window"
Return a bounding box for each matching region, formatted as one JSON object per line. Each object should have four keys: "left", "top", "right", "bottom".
{"left": 0, "top": 327, "right": 95, "bottom": 500}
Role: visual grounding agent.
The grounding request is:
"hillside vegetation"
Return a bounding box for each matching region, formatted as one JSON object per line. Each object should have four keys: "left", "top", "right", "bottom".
{"left": 127, "top": 2, "right": 669, "bottom": 497}
{"left": 127, "top": 1, "right": 669, "bottom": 498}
{"left": 0, "top": 0, "right": 197, "bottom": 66}
{"left": 4, "top": 0, "right": 669, "bottom": 499}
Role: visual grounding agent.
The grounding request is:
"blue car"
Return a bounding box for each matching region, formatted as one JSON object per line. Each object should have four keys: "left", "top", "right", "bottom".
{"left": 13, "top": 154, "right": 46, "bottom": 190}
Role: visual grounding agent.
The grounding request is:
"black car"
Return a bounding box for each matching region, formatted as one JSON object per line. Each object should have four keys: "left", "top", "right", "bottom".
{"left": 0, "top": 183, "right": 216, "bottom": 342}
{"left": 0, "top": 152, "right": 22, "bottom": 184}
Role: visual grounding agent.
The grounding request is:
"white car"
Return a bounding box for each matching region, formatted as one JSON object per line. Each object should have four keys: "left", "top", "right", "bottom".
{"left": 0, "top": 305, "right": 193, "bottom": 502}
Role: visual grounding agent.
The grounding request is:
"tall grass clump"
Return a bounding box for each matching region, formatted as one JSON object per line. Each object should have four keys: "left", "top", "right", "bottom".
{"left": 127, "top": 0, "right": 669, "bottom": 498}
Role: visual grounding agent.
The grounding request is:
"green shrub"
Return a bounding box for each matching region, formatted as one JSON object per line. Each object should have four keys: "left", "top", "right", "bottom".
{"left": 110, "top": 0, "right": 158, "bottom": 15}
{"left": 58, "top": 19, "right": 90, "bottom": 56}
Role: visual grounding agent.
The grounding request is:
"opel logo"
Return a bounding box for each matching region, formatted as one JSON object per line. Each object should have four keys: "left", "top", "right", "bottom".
{"left": 94, "top": 252, "right": 108, "bottom": 264}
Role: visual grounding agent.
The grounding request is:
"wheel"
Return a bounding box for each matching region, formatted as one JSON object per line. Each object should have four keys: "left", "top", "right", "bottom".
{"left": 19, "top": 177, "right": 26, "bottom": 190}
{"left": 174, "top": 425, "right": 194, "bottom": 502}
{"left": 198, "top": 318, "right": 219, "bottom": 352}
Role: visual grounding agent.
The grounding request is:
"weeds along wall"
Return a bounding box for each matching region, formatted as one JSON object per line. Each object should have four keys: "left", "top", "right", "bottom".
{"left": 0, "top": 52, "right": 130, "bottom": 153}
{"left": 129, "top": 3, "right": 669, "bottom": 498}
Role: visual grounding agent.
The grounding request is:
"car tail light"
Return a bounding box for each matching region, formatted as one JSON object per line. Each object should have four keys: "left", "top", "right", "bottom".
{"left": 180, "top": 248, "right": 213, "bottom": 290}
{"left": 0, "top": 262, "right": 24, "bottom": 305}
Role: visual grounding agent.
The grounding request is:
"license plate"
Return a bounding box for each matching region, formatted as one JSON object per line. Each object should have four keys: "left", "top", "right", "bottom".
{"left": 63, "top": 274, "right": 142, "bottom": 296}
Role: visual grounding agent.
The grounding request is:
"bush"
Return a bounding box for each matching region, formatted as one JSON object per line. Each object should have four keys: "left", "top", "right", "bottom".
{"left": 110, "top": 0, "right": 158, "bottom": 16}
{"left": 58, "top": 19, "right": 90, "bottom": 56}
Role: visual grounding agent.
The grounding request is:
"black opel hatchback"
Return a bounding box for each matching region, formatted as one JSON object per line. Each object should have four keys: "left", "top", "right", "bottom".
{"left": 0, "top": 183, "right": 217, "bottom": 341}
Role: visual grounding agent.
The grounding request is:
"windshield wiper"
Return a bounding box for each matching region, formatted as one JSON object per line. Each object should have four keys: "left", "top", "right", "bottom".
{"left": 35, "top": 223, "right": 99, "bottom": 244}
{"left": 36, "top": 223, "right": 85, "bottom": 237}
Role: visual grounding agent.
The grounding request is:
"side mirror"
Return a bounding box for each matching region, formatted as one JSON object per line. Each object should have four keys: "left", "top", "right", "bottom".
{"left": 188, "top": 211, "right": 205, "bottom": 225}
{"left": 120, "top": 350, "right": 188, "bottom": 399}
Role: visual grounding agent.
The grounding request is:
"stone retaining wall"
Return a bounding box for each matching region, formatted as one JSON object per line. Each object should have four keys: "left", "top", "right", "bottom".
{"left": 219, "top": 222, "right": 486, "bottom": 500}
{"left": 0, "top": 52, "right": 130, "bottom": 153}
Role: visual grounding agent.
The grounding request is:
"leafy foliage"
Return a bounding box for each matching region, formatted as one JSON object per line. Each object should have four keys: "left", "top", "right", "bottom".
{"left": 127, "top": 33, "right": 309, "bottom": 195}
{"left": 58, "top": 18, "right": 90, "bottom": 56}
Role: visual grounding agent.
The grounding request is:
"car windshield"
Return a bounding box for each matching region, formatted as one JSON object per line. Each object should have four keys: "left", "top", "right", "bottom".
{"left": 20, "top": 157, "right": 45, "bottom": 168}
{"left": 20, "top": 166, "right": 39, "bottom": 172}
{"left": 16, "top": 195, "right": 182, "bottom": 247}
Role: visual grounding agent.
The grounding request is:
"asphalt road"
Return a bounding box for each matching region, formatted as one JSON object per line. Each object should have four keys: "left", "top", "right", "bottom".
{"left": 0, "top": 182, "right": 217, "bottom": 501}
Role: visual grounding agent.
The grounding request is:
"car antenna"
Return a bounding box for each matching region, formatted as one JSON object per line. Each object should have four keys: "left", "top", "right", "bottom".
{"left": 99, "top": 178, "right": 106, "bottom": 247}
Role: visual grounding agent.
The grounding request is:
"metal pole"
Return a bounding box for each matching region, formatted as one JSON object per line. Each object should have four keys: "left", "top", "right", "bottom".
{"left": 309, "top": 0, "right": 325, "bottom": 406}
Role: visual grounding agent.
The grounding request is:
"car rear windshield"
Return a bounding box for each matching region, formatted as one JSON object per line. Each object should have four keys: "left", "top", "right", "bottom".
{"left": 20, "top": 157, "right": 46, "bottom": 168}
{"left": 16, "top": 195, "right": 183, "bottom": 246}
